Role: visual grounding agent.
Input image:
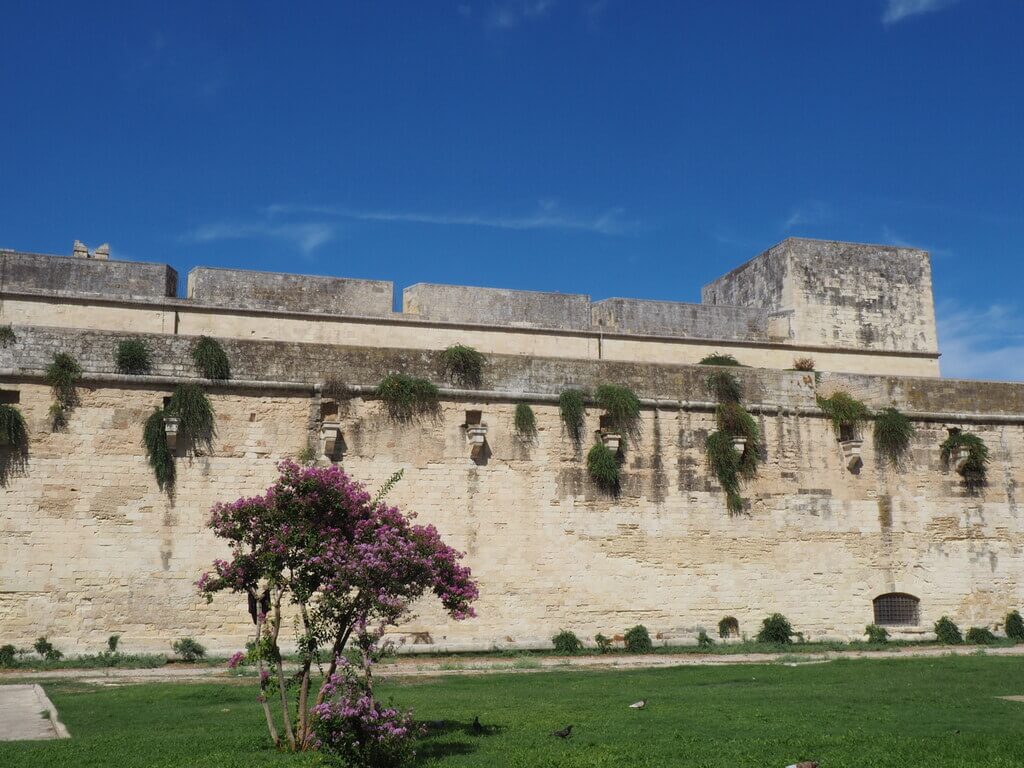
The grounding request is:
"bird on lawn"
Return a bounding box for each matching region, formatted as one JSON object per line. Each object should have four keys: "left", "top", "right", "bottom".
{"left": 552, "top": 724, "right": 573, "bottom": 739}
{"left": 784, "top": 762, "right": 818, "bottom": 768}
{"left": 628, "top": 699, "right": 647, "bottom": 709}
{"left": 471, "top": 716, "right": 484, "bottom": 736}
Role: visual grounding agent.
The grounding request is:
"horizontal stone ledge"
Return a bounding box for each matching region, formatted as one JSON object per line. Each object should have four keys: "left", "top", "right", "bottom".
{"left": 4, "top": 367, "right": 1023, "bottom": 425}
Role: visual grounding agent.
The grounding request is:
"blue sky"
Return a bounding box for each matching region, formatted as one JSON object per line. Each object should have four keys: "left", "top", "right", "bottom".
{"left": 2, "top": 1, "right": 1022, "bottom": 379}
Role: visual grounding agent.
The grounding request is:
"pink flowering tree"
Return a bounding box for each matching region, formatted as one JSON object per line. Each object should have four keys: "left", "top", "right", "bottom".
{"left": 198, "top": 461, "right": 478, "bottom": 752}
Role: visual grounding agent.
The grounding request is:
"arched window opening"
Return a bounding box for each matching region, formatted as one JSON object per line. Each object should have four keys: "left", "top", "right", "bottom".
{"left": 873, "top": 593, "right": 920, "bottom": 626}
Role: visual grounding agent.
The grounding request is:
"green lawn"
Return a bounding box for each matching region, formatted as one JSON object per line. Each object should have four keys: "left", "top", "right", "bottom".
{"left": 2, "top": 656, "right": 1023, "bottom": 767}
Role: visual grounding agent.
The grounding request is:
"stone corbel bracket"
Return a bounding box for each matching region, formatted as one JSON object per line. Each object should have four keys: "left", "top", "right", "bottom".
{"left": 320, "top": 420, "right": 343, "bottom": 459}
{"left": 839, "top": 438, "right": 863, "bottom": 472}
{"left": 163, "top": 415, "right": 180, "bottom": 452}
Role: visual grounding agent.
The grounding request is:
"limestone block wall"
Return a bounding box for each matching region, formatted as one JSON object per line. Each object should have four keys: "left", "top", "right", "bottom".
{"left": 702, "top": 238, "right": 939, "bottom": 355}
{"left": 1, "top": 333, "right": 1022, "bottom": 655}
{"left": 402, "top": 283, "right": 592, "bottom": 330}
{"left": 187, "top": 266, "right": 393, "bottom": 316}
{"left": 0, "top": 250, "right": 177, "bottom": 300}
{"left": 591, "top": 298, "right": 770, "bottom": 341}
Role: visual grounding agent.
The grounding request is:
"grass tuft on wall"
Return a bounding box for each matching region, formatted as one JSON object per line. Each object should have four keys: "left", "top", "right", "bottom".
{"left": 167, "top": 383, "right": 215, "bottom": 449}
{"left": 559, "top": 389, "right": 586, "bottom": 443}
{"left": 816, "top": 391, "right": 872, "bottom": 438}
{"left": 873, "top": 407, "right": 916, "bottom": 468}
{"left": 594, "top": 384, "right": 641, "bottom": 436}
{"left": 376, "top": 373, "right": 440, "bottom": 420}
{"left": 191, "top": 336, "right": 231, "bottom": 380}
{"left": 115, "top": 338, "right": 153, "bottom": 375}
{"left": 939, "top": 430, "right": 989, "bottom": 491}
{"left": 142, "top": 408, "right": 176, "bottom": 490}
{"left": 698, "top": 353, "right": 743, "bottom": 367}
{"left": 441, "top": 344, "right": 486, "bottom": 389}
{"left": 514, "top": 402, "right": 537, "bottom": 438}
{"left": 586, "top": 442, "right": 620, "bottom": 492}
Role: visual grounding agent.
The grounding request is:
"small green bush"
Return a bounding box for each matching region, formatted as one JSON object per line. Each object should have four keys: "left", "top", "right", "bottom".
{"left": 706, "top": 370, "right": 742, "bottom": 404}
{"left": 0, "top": 644, "right": 16, "bottom": 667}
{"left": 594, "top": 634, "right": 613, "bottom": 653}
{"left": 756, "top": 613, "right": 794, "bottom": 645}
{"left": 696, "top": 630, "right": 714, "bottom": 649}
{"left": 587, "top": 442, "right": 620, "bottom": 492}
{"left": 873, "top": 407, "right": 915, "bottom": 468}
{"left": 172, "top": 637, "right": 206, "bottom": 662}
{"left": 559, "top": 389, "right": 586, "bottom": 442}
{"left": 1005, "top": 610, "right": 1024, "bottom": 641}
{"left": 142, "top": 408, "right": 176, "bottom": 490}
{"left": 115, "top": 338, "right": 152, "bottom": 375}
{"left": 167, "top": 383, "right": 215, "bottom": 448}
{"left": 514, "top": 402, "right": 537, "bottom": 438}
{"left": 107, "top": 635, "right": 121, "bottom": 653}
{"left": 718, "top": 616, "right": 739, "bottom": 638}
{"left": 623, "top": 625, "right": 653, "bottom": 653}
{"left": 817, "top": 391, "right": 872, "bottom": 438}
{"left": 191, "top": 336, "right": 231, "bottom": 380}
{"left": 940, "top": 430, "right": 989, "bottom": 490}
{"left": 375, "top": 373, "right": 440, "bottom": 420}
{"left": 965, "top": 626, "right": 996, "bottom": 645}
{"left": 0, "top": 325, "right": 15, "bottom": 348}
{"left": 33, "top": 636, "right": 63, "bottom": 661}
{"left": 698, "top": 353, "right": 742, "bottom": 367}
{"left": 441, "top": 344, "right": 485, "bottom": 388}
{"left": 934, "top": 616, "right": 962, "bottom": 644}
{"left": 45, "top": 352, "right": 82, "bottom": 412}
{"left": 551, "top": 629, "right": 583, "bottom": 655}
{"left": 595, "top": 384, "right": 641, "bottom": 435}
{"left": 0, "top": 403, "right": 28, "bottom": 447}
{"left": 865, "top": 624, "right": 889, "bottom": 644}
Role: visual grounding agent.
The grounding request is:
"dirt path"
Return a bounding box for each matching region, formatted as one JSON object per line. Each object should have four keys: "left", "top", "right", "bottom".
{"left": 4, "top": 643, "right": 1023, "bottom": 685}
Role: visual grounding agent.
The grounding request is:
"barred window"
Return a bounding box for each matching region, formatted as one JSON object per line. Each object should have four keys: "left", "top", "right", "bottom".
{"left": 873, "top": 593, "right": 920, "bottom": 626}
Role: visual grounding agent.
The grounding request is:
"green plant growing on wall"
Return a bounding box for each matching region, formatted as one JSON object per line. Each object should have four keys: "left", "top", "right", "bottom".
{"left": 375, "top": 373, "right": 439, "bottom": 420}
{"left": 0, "top": 325, "right": 15, "bottom": 348}
{"left": 191, "top": 336, "right": 231, "bottom": 380}
{"left": 865, "top": 624, "right": 889, "bottom": 644}
{"left": 142, "top": 408, "right": 176, "bottom": 490}
{"left": 705, "top": 369, "right": 742, "bottom": 404}
{"left": 441, "top": 344, "right": 485, "bottom": 389}
{"left": 0, "top": 403, "right": 29, "bottom": 486}
{"left": 965, "top": 626, "right": 996, "bottom": 645}
{"left": 514, "top": 402, "right": 537, "bottom": 438}
{"left": 873, "top": 407, "right": 916, "bottom": 468}
{"left": 558, "top": 389, "right": 586, "bottom": 442}
{"left": 594, "top": 633, "right": 613, "bottom": 653}
{"left": 115, "top": 338, "right": 152, "bottom": 375}
{"left": 168, "top": 383, "right": 216, "bottom": 450}
{"left": 816, "top": 391, "right": 872, "bottom": 438}
{"left": 705, "top": 369, "right": 760, "bottom": 515}
{"left": 940, "top": 430, "right": 989, "bottom": 491}
{"left": 587, "top": 442, "right": 619, "bottom": 492}
{"left": 45, "top": 352, "right": 82, "bottom": 431}
{"left": 698, "top": 353, "right": 743, "bottom": 367}
{"left": 595, "top": 384, "right": 641, "bottom": 437}
{"left": 718, "top": 616, "right": 739, "bottom": 639}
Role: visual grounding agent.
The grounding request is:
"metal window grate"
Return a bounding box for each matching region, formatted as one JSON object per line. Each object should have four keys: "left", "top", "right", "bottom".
{"left": 873, "top": 593, "right": 920, "bottom": 626}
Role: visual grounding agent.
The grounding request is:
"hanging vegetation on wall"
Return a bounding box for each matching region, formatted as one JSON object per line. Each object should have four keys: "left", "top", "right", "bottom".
{"left": 375, "top": 373, "right": 439, "bottom": 420}
{"left": 940, "top": 430, "right": 989, "bottom": 490}
{"left": 115, "top": 338, "right": 153, "bottom": 375}
{"left": 514, "top": 402, "right": 537, "bottom": 438}
{"left": 168, "top": 383, "right": 216, "bottom": 449}
{"left": 0, "top": 325, "right": 15, "bottom": 348}
{"left": 873, "top": 407, "right": 916, "bottom": 468}
{"left": 142, "top": 407, "right": 176, "bottom": 490}
{"left": 0, "top": 403, "right": 29, "bottom": 486}
{"left": 704, "top": 369, "right": 760, "bottom": 515}
{"left": 586, "top": 442, "right": 619, "bottom": 493}
{"left": 191, "top": 336, "right": 231, "bottom": 380}
{"left": 441, "top": 344, "right": 485, "bottom": 389}
{"left": 816, "top": 391, "right": 872, "bottom": 438}
{"left": 44, "top": 352, "right": 82, "bottom": 431}
{"left": 558, "top": 389, "right": 586, "bottom": 443}
{"left": 594, "top": 384, "right": 641, "bottom": 437}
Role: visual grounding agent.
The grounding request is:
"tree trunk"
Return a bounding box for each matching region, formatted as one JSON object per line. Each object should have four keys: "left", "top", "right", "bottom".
{"left": 253, "top": 612, "right": 280, "bottom": 748}
{"left": 270, "top": 588, "right": 297, "bottom": 751}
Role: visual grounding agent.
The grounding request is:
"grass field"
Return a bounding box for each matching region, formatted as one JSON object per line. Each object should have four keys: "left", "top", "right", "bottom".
{"left": 2, "top": 655, "right": 1022, "bottom": 767}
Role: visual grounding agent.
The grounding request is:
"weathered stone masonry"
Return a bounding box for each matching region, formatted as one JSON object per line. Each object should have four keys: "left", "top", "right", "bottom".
{"left": 1, "top": 238, "right": 1021, "bottom": 654}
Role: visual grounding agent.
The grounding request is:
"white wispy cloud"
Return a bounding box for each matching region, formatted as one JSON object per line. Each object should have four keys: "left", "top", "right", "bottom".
{"left": 936, "top": 300, "right": 1024, "bottom": 381}
{"left": 266, "top": 201, "right": 636, "bottom": 235}
{"left": 186, "top": 221, "right": 336, "bottom": 253}
{"left": 783, "top": 200, "right": 831, "bottom": 231}
{"left": 482, "top": 0, "right": 555, "bottom": 29}
{"left": 882, "top": 0, "right": 962, "bottom": 25}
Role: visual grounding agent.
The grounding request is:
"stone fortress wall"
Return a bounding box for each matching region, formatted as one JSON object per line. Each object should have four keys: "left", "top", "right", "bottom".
{"left": 2, "top": 238, "right": 1022, "bottom": 655}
